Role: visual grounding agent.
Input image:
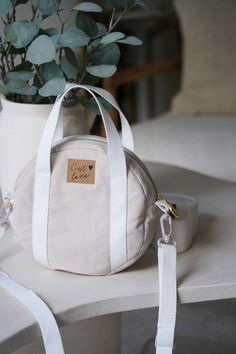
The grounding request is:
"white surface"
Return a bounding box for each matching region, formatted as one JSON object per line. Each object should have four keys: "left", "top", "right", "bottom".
{"left": 132, "top": 115, "right": 236, "bottom": 183}
{"left": 1, "top": 163, "right": 236, "bottom": 352}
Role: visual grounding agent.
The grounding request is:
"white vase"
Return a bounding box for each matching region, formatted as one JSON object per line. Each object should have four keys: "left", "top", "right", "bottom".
{"left": 0, "top": 96, "right": 94, "bottom": 198}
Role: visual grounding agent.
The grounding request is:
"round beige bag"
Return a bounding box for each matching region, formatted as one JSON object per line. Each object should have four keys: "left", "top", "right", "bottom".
{"left": 12, "top": 85, "right": 158, "bottom": 275}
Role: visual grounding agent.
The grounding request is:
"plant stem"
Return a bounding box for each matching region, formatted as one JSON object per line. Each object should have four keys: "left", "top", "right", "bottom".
{"left": 31, "top": 0, "right": 38, "bottom": 21}
{"left": 93, "top": 4, "right": 135, "bottom": 41}
{"left": 12, "top": 6, "right": 16, "bottom": 22}
{"left": 4, "top": 45, "right": 11, "bottom": 71}
{"left": 108, "top": 8, "right": 116, "bottom": 30}
{"left": 107, "top": 4, "right": 135, "bottom": 34}
{"left": 11, "top": 0, "right": 17, "bottom": 22}
{"left": 0, "top": 44, "right": 6, "bottom": 78}
{"left": 1, "top": 18, "right": 7, "bottom": 26}
{"left": 34, "top": 65, "right": 53, "bottom": 104}
{"left": 34, "top": 64, "right": 44, "bottom": 86}
{"left": 57, "top": 10, "right": 65, "bottom": 60}
{"left": 64, "top": 10, "right": 73, "bottom": 26}
{"left": 78, "top": 70, "right": 87, "bottom": 84}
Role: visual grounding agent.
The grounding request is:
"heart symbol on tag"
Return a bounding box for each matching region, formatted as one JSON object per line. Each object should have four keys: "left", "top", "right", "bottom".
{"left": 89, "top": 165, "right": 93, "bottom": 170}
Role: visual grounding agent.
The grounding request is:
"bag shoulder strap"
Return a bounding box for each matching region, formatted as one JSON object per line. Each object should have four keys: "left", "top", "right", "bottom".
{"left": 155, "top": 202, "right": 177, "bottom": 354}
{"left": 0, "top": 198, "right": 177, "bottom": 354}
{"left": 0, "top": 268, "right": 65, "bottom": 354}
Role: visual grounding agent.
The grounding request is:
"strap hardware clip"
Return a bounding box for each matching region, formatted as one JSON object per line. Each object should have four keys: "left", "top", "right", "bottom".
{"left": 158, "top": 212, "right": 176, "bottom": 245}
{"left": 156, "top": 192, "right": 179, "bottom": 218}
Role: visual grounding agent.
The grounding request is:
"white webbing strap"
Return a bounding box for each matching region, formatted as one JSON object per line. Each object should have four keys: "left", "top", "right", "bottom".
{"left": 0, "top": 270, "right": 65, "bottom": 354}
{"left": 85, "top": 85, "right": 134, "bottom": 152}
{"left": 32, "top": 84, "right": 128, "bottom": 271}
{"left": 0, "top": 226, "right": 5, "bottom": 240}
{"left": 64, "top": 83, "right": 134, "bottom": 152}
{"left": 156, "top": 243, "right": 177, "bottom": 354}
{"left": 0, "top": 203, "right": 64, "bottom": 354}
{"left": 155, "top": 202, "right": 177, "bottom": 354}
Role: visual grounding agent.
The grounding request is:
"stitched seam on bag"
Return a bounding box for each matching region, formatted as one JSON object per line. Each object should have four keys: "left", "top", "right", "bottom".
{"left": 108, "top": 205, "right": 155, "bottom": 275}
{"left": 127, "top": 166, "right": 146, "bottom": 261}
{"left": 128, "top": 164, "right": 153, "bottom": 207}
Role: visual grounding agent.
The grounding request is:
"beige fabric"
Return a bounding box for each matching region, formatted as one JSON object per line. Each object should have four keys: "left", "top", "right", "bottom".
{"left": 172, "top": 0, "right": 236, "bottom": 116}
{"left": 12, "top": 137, "right": 157, "bottom": 275}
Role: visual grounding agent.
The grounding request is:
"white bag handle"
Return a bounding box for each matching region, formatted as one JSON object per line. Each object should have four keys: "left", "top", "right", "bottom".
{"left": 85, "top": 85, "right": 134, "bottom": 152}
{"left": 55, "top": 84, "right": 134, "bottom": 152}
{"left": 32, "top": 84, "right": 129, "bottom": 271}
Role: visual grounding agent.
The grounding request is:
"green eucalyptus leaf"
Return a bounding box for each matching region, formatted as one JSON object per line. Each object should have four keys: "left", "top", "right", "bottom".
{"left": 32, "top": 16, "right": 42, "bottom": 28}
{"left": 6, "top": 79, "right": 37, "bottom": 95}
{"left": 26, "top": 35, "right": 56, "bottom": 64}
{"left": 6, "top": 70, "right": 34, "bottom": 81}
{"left": 135, "top": 0, "right": 148, "bottom": 9}
{"left": 64, "top": 48, "right": 78, "bottom": 67}
{"left": 78, "top": 96, "right": 111, "bottom": 114}
{"left": 89, "top": 39, "right": 101, "bottom": 49}
{"left": 41, "top": 62, "right": 62, "bottom": 82}
{"left": 82, "top": 73, "right": 100, "bottom": 85}
{"left": 107, "top": 0, "right": 126, "bottom": 8}
{"left": 96, "top": 23, "right": 107, "bottom": 37}
{"left": 58, "top": 27, "right": 89, "bottom": 48}
{"left": 33, "top": 70, "right": 42, "bottom": 88}
{"left": 60, "top": 56, "right": 79, "bottom": 80}
{"left": 44, "top": 27, "right": 58, "bottom": 36}
{"left": 62, "top": 97, "right": 81, "bottom": 108}
{"left": 51, "top": 34, "right": 61, "bottom": 50}
{"left": 0, "top": 80, "right": 8, "bottom": 95}
{"left": 100, "top": 32, "right": 125, "bottom": 45}
{"left": 76, "top": 12, "right": 98, "bottom": 37}
{"left": 86, "top": 64, "right": 117, "bottom": 78}
{"left": 8, "top": 46, "right": 25, "bottom": 55}
{"left": 0, "top": 0, "right": 11, "bottom": 17}
{"left": 4, "top": 21, "right": 39, "bottom": 48}
{"left": 10, "top": 61, "right": 32, "bottom": 72}
{"left": 117, "top": 36, "right": 143, "bottom": 45}
{"left": 92, "top": 43, "right": 120, "bottom": 65}
{"left": 74, "top": 2, "right": 102, "bottom": 13}
{"left": 36, "top": 0, "right": 59, "bottom": 16}
{"left": 38, "top": 77, "right": 66, "bottom": 96}
{"left": 64, "top": 48, "right": 84, "bottom": 71}
{"left": 12, "top": 0, "right": 29, "bottom": 6}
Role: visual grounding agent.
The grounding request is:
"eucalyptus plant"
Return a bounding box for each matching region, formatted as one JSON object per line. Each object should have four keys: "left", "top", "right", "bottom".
{"left": 0, "top": 0, "right": 147, "bottom": 108}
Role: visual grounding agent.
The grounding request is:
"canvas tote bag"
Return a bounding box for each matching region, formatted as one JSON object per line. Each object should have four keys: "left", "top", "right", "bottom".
{"left": 0, "top": 84, "right": 177, "bottom": 354}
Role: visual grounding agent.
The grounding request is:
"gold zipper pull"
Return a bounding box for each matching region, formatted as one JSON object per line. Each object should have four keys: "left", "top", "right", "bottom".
{"left": 156, "top": 192, "right": 179, "bottom": 218}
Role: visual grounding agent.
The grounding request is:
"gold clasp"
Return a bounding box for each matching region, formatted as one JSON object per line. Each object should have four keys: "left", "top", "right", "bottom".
{"left": 156, "top": 192, "right": 179, "bottom": 218}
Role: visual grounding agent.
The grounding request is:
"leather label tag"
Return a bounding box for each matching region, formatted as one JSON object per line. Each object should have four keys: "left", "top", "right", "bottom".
{"left": 67, "top": 159, "right": 96, "bottom": 184}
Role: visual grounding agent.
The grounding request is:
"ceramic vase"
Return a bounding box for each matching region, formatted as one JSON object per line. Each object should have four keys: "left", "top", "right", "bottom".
{"left": 0, "top": 96, "right": 93, "bottom": 198}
